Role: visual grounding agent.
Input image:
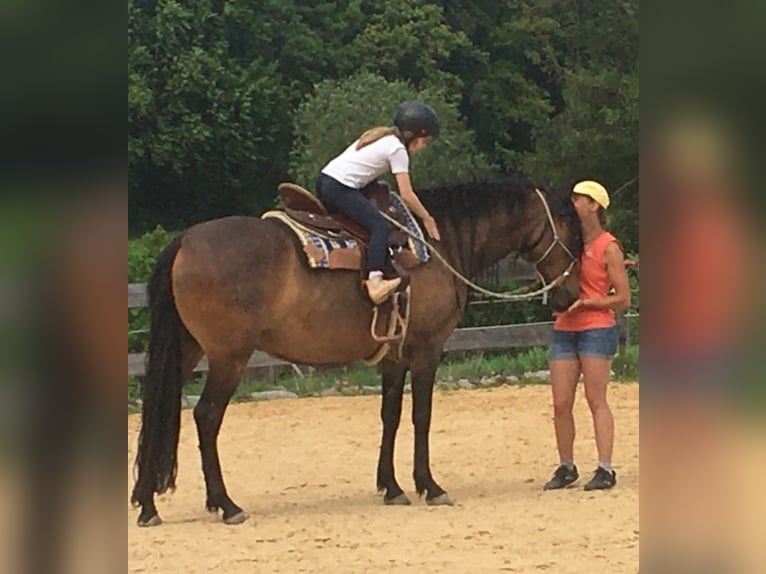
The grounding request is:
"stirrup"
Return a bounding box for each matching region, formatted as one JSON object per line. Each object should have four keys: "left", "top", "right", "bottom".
{"left": 370, "top": 291, "right": 409, "bottom": 344}
{"left": 363, "top": 287, "right": 411, "bottom": 366}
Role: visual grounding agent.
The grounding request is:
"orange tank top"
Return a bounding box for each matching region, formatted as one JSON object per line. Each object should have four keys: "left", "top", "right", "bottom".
{"left": 554, "top": 230, "right": 618, "bottom": 331}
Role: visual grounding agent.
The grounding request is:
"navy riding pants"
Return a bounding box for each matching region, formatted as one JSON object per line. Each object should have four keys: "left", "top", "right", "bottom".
{"left": 315, "top": 173, "right": 390, "bottom": 272}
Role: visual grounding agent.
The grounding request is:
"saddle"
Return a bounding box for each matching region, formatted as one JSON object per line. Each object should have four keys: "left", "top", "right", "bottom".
{"left": 276, "top": 181, "right": 426, "bottom": 273}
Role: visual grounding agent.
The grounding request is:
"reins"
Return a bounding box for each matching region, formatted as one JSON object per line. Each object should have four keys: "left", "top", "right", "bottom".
{"left": 380, "top": 188, "right": 577, "bottom": 303}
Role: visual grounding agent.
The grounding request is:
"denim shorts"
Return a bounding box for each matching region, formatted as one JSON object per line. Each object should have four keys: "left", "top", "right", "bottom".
{"left": 549, "top": 326, "right": 619, "bottom": 360}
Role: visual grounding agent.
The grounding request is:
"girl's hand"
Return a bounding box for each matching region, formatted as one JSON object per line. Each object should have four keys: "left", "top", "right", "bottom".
{"left": 423, "top": 215, "right": 441, "bottom": 241}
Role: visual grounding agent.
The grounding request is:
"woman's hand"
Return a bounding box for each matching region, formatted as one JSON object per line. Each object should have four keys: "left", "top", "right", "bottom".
{"left": 551, "top": 299, "right": 587, "bottom": 317}
{"left": 423, "top": 215, "right": 441, "bottom": 241}
{"left": 566, "top": 298, "right": 589, "bottom": 313}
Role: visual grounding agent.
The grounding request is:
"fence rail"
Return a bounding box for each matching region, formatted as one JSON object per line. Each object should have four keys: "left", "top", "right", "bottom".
{"left": 128, "top": 283, "right": 147, "bottom": 308}
{"left": 128, "top": 283, "right": 635, "bottom": 377}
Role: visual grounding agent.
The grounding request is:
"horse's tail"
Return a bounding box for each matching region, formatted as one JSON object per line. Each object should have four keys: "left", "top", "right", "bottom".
{"left": 131, "top": 235, "right": 190, "bottom": 504}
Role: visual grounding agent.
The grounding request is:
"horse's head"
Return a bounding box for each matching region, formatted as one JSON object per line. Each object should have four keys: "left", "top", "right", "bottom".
{"left": 520, "top": 187, "right": 583, "bottom": 312}
{"left": 416, "top": 178, "right": 582, "bottom": 312}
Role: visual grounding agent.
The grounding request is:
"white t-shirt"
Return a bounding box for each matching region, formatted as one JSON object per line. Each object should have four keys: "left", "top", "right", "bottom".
{"left": 321, "top": 134, "right": 409, "bottom": 189}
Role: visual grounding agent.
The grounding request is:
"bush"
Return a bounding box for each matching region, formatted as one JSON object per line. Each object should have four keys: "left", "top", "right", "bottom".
{"left": 129, "top": 225, "right": 178, "bottom": 283}
{"left": 129, "top": 226, "right": 178, "bottom": 353}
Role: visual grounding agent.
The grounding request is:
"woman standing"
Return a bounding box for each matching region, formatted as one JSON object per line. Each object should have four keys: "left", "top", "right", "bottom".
{"left": 543, "top": 180, "right": 631, "bottom": 491}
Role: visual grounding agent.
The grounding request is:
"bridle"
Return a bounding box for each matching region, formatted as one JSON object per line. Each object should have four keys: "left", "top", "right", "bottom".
{"left": 525, "top": 188, "right": 578, "bottom": 304}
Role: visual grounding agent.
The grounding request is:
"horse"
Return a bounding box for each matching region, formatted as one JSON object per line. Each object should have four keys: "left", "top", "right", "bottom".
{"left": 130, "top": 177, "right": 583, "bottom": 526}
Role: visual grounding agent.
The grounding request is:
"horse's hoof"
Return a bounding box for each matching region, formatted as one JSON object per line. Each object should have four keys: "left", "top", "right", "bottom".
{"left": 384, "top": 493, "right": 412, "bottom": 506}
{"left": 137, "top": 514, "right": 163, "bottom": 527}
{"left": 426, "top": 493, "right": 453, "bottom": 506}
{"left": 223, "top": 511, "right": 248, "bottom": 525}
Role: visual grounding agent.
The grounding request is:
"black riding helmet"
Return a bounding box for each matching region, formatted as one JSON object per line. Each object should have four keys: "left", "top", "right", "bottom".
{"left": 392, "top": 102, "right": 440, "bottom": 142}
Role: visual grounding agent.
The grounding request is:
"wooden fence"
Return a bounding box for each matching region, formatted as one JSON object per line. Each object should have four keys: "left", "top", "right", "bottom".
{"left": 128, "top": 283, "right": 633, "bottom": 377}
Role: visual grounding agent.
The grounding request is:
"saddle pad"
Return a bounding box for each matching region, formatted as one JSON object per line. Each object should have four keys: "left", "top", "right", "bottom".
{"left": 262, "top": 210, "right": 361, "bottom": 269}
{"left": 389, "top": 193, "right": 429, "bottom": 262}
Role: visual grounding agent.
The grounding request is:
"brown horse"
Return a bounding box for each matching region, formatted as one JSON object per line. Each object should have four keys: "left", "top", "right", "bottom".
{"left": 130, "top": 177, "right": 583, "bottom": 526}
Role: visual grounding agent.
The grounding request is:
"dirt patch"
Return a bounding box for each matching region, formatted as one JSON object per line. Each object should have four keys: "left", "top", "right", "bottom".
{"left": 128, "top": 383, "right": 639, "bottom": 573}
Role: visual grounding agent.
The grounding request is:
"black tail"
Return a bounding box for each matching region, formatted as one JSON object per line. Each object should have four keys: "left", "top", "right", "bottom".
{"left": 131, "top": 235, "right": 189, "bottom": 504}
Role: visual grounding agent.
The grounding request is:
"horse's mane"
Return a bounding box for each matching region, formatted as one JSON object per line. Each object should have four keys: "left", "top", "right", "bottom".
{"left": 418, "top": 175, "right": 580, "bottom": 238}
{"left": 416, "top": 175, "right": 583, "bottom": 274}
{"left": 418, "top": 176, "right": 530, "bottom": 221}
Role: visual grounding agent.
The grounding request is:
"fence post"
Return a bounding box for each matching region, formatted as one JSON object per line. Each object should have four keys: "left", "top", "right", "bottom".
{"left": 616, "top": 309, "right": 628, "bottom": 356}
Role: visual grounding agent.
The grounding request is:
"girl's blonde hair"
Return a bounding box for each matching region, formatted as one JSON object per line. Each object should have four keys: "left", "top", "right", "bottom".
{"left": 356, "top": 126, "right": 404, "bottom": 150}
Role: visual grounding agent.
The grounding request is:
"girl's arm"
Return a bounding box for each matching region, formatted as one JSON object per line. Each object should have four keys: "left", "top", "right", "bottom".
{"left": 394, "top": 172, "right": 440, "bottom": 240}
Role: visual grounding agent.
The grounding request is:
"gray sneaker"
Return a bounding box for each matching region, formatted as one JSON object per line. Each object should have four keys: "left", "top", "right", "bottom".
{"left": 543, "top": 464, "right": 579, "bottom": 490}
{"left": 583, "top": 467, "right": 616, "bottom": 490}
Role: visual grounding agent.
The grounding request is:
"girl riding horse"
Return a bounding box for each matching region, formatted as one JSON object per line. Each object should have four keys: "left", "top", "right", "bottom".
{"left": 316, "top": 101, "right": 441, "bottom": 304}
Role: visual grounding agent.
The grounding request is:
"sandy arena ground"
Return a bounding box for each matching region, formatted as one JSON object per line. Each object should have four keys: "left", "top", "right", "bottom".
{"left": 128, "top": 383, "right": 639, "bottom": 573}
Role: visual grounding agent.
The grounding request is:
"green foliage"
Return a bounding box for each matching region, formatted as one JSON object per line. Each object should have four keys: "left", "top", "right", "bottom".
{"left": 289, "top": 72, "right": 489, "bottom": 191}
{"left": 439, "top": 0, "right": 639, "bottom": 250}
{"left": 128, "top": 226, "right": 177, "bottom": 353}
{"left": 128, "top": 225, "right": 177, "bottom": 283}
{"left": 523, "top": 68, "right": 639, "bottom": 251}
{"left": 129, "top": 0, "right": 638, "bottom": 242}
{"left": 612, "top": 344, "right": 640, "bottom": 381}
{"left": 129, "top": 344, "right": 639, "bottom": 408}
{"left": 337, "top": 0, "right": 478, "bottom": 95}
{"left": 447, "top": 1, "right": 563, "bottom": 171}
{"left": 129, "top": 0, "right": 289, "bottom": 231}
{"left": 438, "top": 347, "right": 551, "bottom": 381}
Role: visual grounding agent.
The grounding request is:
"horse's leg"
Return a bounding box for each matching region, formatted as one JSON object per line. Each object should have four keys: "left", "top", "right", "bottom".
{"left": 376, "top": 360, "right": 410, "bottom": 505}
{"left": 411, "top": 351, "right": 453, "bottom": 506}
{"left": 193, "top": 358, "right": 247, "bottom": 524}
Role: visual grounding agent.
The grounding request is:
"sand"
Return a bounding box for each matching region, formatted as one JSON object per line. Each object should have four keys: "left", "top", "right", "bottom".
{"left": 128, "top": 383, "right": 639, "bottom": 573}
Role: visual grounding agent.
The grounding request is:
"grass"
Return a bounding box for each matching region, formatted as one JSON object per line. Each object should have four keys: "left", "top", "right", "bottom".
{"left": 612, "top": 344, "right": 640, "bottom": 381}
{"left": 437, "top": 347, "right": 551, "bottom": 381}
{"left": 128, "top": 345, "right": 639, "bottom": 412}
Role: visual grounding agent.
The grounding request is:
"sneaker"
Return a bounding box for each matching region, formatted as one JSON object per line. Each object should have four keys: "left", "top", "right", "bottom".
{"left": 365, "top": 276, "right": 401, "bottom": 304}
{"left": 583, "top": 467, "right": 616, "bottom": 491}
{"left": 543, "top": 464, "right": 579, "bottom": 490}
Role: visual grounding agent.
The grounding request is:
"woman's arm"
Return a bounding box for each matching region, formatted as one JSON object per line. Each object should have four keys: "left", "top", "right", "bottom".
{"left": 566, "top": 242, "right": 631, "bottom": 312}
{"left": 585, "top": 242, "right": 632, "bottom": 310}
{"left": 394, "top": 172, "right": 440, "bottom": 240}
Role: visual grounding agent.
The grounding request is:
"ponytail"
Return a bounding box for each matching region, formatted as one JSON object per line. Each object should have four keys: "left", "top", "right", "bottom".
{"left": 356, "top": 126, "right": 404, "bottom": 150}
{"left": 597, "top": 207, "right": 609, "bottom": 228}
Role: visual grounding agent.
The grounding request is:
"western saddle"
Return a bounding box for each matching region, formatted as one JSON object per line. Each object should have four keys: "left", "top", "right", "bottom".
{"left": 276, "top": 180, "right": 423, "bottom": 275}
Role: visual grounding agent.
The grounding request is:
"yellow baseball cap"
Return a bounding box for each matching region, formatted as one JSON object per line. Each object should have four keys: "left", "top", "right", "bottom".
{"left": 573, "top": 180, "right": 610, "bottom": 209}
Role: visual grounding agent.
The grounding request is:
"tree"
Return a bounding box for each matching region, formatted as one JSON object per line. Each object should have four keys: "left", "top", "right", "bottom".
{"left": 336, "top": 0, "right": 479, "bottom": 95}
{"left": 128, "top": 0, "right": 638, "bottom": 244}
{"left": 289, "top": 72, "right": 488, "bottom": 191}
{"left": 128, "top": 0, "right": 287, "bottom": 231}
{"left": 521, "top": 0, "right": 639, "bottom": 250}
{"left": 441, "top": 0, "right": 566, "bottom": 172}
